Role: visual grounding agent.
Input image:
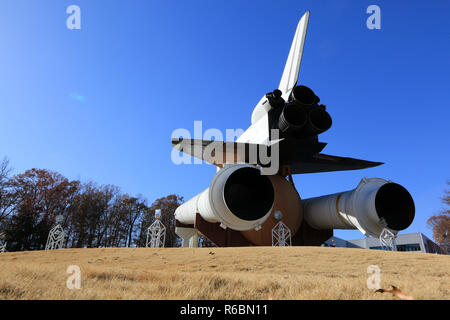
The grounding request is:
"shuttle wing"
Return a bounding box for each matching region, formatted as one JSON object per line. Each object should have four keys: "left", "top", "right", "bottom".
{"left": 290, "top": 153, "right": 383, "bottom": 174}
{"left": 171, "top": 138, "right": 280, "bottom": 166}
{"left": 278, "top": 11, "right": 310, "bottom": 101}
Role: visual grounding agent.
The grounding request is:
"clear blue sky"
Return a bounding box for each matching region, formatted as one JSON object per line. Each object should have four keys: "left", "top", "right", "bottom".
{"left": 0, "top": 1, "right": 449, "bottom": 241}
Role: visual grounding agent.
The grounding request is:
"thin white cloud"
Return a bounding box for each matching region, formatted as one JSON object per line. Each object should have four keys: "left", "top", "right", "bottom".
{"left": 69, "top": 93, "right": 86, "bottom": 103}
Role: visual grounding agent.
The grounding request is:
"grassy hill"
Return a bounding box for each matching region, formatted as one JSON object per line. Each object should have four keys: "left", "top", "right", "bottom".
{"left": 0, "top": 246, "right": 448, "bottom": 300}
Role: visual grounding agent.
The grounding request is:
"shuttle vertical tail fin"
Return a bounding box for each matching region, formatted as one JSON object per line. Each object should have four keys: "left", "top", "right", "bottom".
{"left": 278, "top": 12, "right": 310, "bottom": 101}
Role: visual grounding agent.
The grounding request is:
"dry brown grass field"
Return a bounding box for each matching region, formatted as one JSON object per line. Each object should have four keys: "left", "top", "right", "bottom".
{"left": 0, "top": 246, "right": 448, "bottom": 300}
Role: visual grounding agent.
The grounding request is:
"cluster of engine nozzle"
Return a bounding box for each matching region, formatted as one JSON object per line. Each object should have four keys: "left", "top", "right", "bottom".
{"left": 267, "top": 85, "right": 332, "bottom": 138}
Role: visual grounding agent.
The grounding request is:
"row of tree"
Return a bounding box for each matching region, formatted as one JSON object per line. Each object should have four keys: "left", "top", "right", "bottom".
{"left": 0, "top": 157, "right": 209, "bottom": 252}
{"left": 0, "top": 156, "right": 447, "bottom": 252}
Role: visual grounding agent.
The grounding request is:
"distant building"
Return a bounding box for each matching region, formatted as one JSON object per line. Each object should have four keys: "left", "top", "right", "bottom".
{"left": 322, "top": 236, "right": 362, "bottom": 249}
{"left": 321, "top": 233, "right": 444, "bottom": 254}
{"left": 344, "top": 233, "right": 444, "bottom": 254}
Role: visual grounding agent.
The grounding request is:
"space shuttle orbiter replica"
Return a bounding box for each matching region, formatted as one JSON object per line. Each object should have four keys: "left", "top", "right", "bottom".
{"left": 172, "top": 12, "right": 415, "bottom": 247}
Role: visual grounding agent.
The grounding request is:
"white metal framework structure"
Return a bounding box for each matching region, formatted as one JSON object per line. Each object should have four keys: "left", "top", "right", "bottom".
{"left": 272, "top": 221, "right": 292, "bottom": 246}
{"left": 45, "top": 215, "right": 65, "bottom": 250}
{"left": 146, "top": 209, "right": 166, "bottom": 248}
{"left": 379, "top": 228, "right": 397, "bottom": 251}
{"left": 0, "top": 232, "right": 6, "bottom": 253}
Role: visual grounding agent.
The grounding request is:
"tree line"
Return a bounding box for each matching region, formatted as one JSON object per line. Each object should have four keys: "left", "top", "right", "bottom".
{"left": 1, "top": 156, "right": 446, "bottom": 252}
{"left": 0, "top": 157, "right": 204, "bottom": 251}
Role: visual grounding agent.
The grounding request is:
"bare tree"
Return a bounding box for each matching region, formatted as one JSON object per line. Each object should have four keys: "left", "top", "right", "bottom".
{"left": 0, "top": 158, "right": 184, "bottom": 251}
{"left": 5, "top": 168, "right": 80, "bottom": 250}
{"left": 0, "top": 157, "right": 16, "bottom": 224}
{"left": 68, "top": 183, "right": 119, "bottom": 248}
{"left": 427, "top": 181, "right": 450, "bottom": 252}
{"left": 112, "top": 194, "right": 148, "bottom": 247}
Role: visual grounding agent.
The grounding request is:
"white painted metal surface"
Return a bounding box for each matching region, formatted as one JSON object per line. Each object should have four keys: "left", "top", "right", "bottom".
{"left": 175, "top": 227, "right": 198, "bottom": 248}
{"left": 174, "top": 164, "right": 273, "bottom": 231}
{"left": 189, "top": 233, "right": 199, "bottom": 248}
{"left": 303, "top": 178, "right": 398, "bottom": 238}
{"left": 0, "top": 232, "right": 6, "bottom": 253}
{"left": 278, "top": 11, "right": 310, "bottom": 101}
{"left": 379, "top": 228, "right": 397, "bottom": 251}
{"left": 249, "top": 96, "right": 271, "bottom": 126}
{"left": 238, "top": 109, "right": 270, "bottom": 145}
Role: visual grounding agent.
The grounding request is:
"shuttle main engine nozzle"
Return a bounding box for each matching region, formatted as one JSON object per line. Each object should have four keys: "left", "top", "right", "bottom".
{"left": 281, "top": 85, "right": 332, "bottom": 137}
{"left": 302, "top": 178, "right": 415, "bottom": 237}
{"left": 305, "top": 107, "right": 332, "bottom": 136}
{"left": 278, "top": 102, "right": 308, "bottom": 133}
{"left": 175, "top": 164, "right": 275, "bottom": 231}
{"left": 289, "top": 85, "right": 319, "bottom": 105}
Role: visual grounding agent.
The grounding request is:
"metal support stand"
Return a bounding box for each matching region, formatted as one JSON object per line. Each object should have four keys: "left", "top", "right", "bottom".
{"left": 0, "top": 233, "right": 6, "bottom": 253}
{"left": 175, "top": 227, "right": 198, "bottom": 247}
{"left": 379, "top": 228, "right": 397, "bottom": 251}
{"left": 189, "top": 233, "right": 199, "bottom": 248}
{"left": 45, "top": 224, "right": 65, "bottom": 250}
{"left": 272, "top": 221, "right": 292, "bottom": 247}
{"left": 146, "top": 209, "right": 166, "bottom": 248}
